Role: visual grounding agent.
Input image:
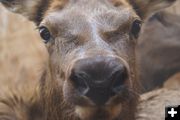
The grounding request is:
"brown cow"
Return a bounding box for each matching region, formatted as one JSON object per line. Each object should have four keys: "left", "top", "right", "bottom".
{"left": 0, "top": 0, "right": 176, "bottom": 120}
{"left": 137, "top": 11, "right": 180, "bottom": 92}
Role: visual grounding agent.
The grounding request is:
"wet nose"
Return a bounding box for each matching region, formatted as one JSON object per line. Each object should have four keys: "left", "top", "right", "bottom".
{"left": 69, "top": 56, "right": 128, "bottom": 105}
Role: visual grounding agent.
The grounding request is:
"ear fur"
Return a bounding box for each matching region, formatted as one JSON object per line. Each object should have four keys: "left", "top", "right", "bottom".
{"left": 0, "top": 0, "right": 51, "bottom": 25}
{"left": 129, "top": 0, "right": 177, "bottom": 19}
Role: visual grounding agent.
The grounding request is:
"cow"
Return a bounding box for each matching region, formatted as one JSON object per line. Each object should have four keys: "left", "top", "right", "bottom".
{"left": 137, "top": 11, "right": 180, "bottom": 92}
{"left": 0, "top": 0, "right": 176, "bottom": 120}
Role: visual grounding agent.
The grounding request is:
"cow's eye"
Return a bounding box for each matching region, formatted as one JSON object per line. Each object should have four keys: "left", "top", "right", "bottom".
{"left": 131, "top": 20, "right": 142, "bottom": 39}
{"left": 39, "top": 26, "right": 51, "bottom": 43}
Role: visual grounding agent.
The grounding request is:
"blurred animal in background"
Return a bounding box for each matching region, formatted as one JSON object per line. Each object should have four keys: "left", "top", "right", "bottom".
{"left": 0, "top": 2, "right": 47, "bottom": 120}
{"left": 0, "top": 0, "right": 178, "bottom": 120}
{"left": 137, "top": 11, "right": 180, "bottom": 92}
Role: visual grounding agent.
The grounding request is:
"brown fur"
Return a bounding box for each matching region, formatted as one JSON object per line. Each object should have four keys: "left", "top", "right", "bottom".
{"left": 164, "top": 72, "right": 180, "bottom": 90}
{"left": 0, "top": 6, "right": 47, "bottom": 120}
{"left": 0, "top": 0, "right": 176, "bottom": 120}
{"left": 137, "top": 11, "right": 180, "bottom": 92}
{"left": 0, "top": 85, "right": 43, "bottom": 120}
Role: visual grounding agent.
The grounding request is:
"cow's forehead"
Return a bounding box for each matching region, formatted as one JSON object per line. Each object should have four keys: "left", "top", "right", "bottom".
{"left": 42, "top": 0, "right": 137, "bottom": 31}
{"left": 48, "top": 0, "right": 133, "bottom": 16}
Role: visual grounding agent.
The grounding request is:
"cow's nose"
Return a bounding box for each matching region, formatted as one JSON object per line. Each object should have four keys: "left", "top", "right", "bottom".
{"left": 69, "top": 56, "right": 128, "bottom": 105}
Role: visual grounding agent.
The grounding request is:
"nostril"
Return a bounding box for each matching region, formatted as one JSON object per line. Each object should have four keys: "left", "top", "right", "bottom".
{"left": 70, "top": 71, "right": 89, "bottom": 95}
{"left": 111, "top": 66, "right": 128, "bottom": 93}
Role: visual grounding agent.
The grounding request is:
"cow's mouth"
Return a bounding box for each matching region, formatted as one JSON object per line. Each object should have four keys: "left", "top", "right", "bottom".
{"left": 63, "top": 79, "right": 138, "bottom": 120}
{"left": 75, "top": 103, "right": 122, "bottom": 120}
{"left": 70, "top": 88, "right": 136, "bottom": 120}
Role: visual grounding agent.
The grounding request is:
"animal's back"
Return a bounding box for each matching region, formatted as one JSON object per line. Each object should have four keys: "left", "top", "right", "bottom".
{"left": 0, "top": 5, "right": 46, "bottom": 120}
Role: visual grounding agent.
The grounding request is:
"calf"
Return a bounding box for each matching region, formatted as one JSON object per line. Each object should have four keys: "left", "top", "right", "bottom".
{"left": 0, "top": 0, "right": 176, "bottom": 120}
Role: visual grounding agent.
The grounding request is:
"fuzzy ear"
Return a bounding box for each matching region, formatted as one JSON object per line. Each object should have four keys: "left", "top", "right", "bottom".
{"left": 0, "top": 0, "right": 50, "bottom": 25}
{"left": 129, "top": 0, "right": 177, "bottom": 19}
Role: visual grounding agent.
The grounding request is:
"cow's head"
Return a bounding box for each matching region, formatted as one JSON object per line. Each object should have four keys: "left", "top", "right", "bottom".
{"left": 0, "top": 0, "right": 176, "bottom": 120}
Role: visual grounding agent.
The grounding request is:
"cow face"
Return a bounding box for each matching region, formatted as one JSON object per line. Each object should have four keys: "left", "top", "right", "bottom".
{"left": 0, "top": 0, "right": 176, "bottom": 120}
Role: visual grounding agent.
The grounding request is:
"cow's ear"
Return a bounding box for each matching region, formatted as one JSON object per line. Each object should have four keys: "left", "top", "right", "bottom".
{"left": 129, "top": 0, "right": 176, "bottom": 19}
{"left": 0, "top": 0, "right": 50, "bottom": 25}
